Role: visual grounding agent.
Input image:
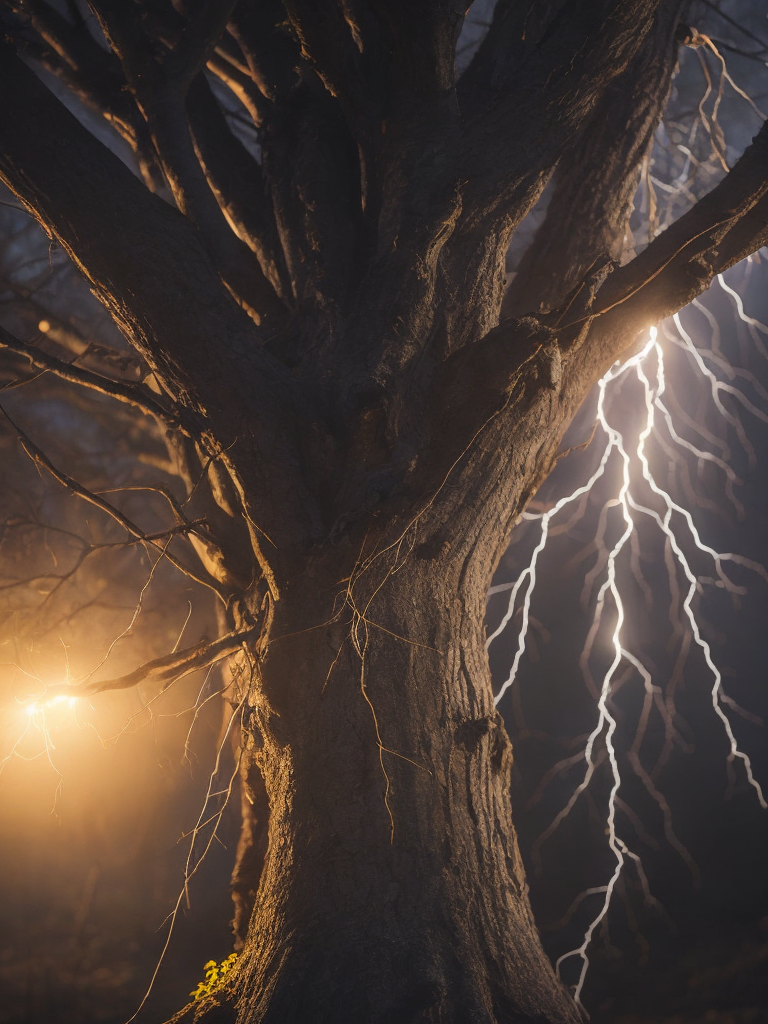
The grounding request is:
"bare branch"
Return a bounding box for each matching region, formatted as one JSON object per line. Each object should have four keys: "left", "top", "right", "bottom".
{"left": 186, "top": 75, "right": 290, "bottom": 298}
{"left": 0, "top": 323, "right": 189, "bottom": 432}
{"left": 279, "top": 0, "right": 373, "bottom": 133}
{"left": 3, "top": 294, "right": 143, "bottom": 375}
{"left": 206, "top": 50, "right": 268, "bottom": 125}
{"left": 589, "top": 117, "right": 768, "bottom": 334}
{"left": 458, "top": 0, "right": 664, "bottom": 231}
{"left": 86, "top": 0, "right": 283, "bottom": 323}
{"left": 504, "top": 1, "right": 685, "bottom": 316}
{"left": 0, "top": 402, "right": 227, "bottom": 601}
{"left": 430, "top": 118, "right": 768, "bottom": 467}
{"left": 88, "top": 626, "right": 255, "bottom": 694}
{"left": 42, "top": 626, "right": 257, "bottom": 697}
{"left": 165, "top": 0, "right": 239, "bottom": 94}
{"left": 406, "top": 0, "right": 671, "bottom": 357}
{"left": 0, "top": 47, "right": 302, "bottom": 456}
{"left": 227, "top": 0, "right": 302, "bottom": 105}
{"left": 3, "top": 0, "right": 164, "bottom": 189}
{"left": 219, "top": 3, "right": 369, "bottom": 317}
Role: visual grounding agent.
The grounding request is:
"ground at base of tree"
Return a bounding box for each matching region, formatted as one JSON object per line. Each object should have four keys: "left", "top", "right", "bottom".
{"left": 1, "top": 896, "right": 765, "bottom": 1024}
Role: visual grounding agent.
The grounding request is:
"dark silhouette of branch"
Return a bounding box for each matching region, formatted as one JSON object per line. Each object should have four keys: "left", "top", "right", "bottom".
{"left": 0, "top": 402, "right": 227, "bottom": 601}
{"left": 2, "top": 0, "right": 163, "bottom": 189}
{"left": 504, "top": 1, "right": 686, "bottom": 316}
{"left": 86, "top": 0, "right": 283, "bottom": 324}
{"left": 0, "top": 323, "right": 188, "bottom": 432}
{"left": 0, "top": 48, "right": 303, "bottom": 476}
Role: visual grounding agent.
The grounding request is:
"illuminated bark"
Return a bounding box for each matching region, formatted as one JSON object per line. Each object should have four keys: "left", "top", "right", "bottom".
{"left": 222, "top": 535, "right": 580, "bottom": 1024}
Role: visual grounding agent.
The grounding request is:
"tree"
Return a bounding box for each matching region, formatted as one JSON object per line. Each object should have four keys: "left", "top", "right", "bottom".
{"left": 1, "top": 2, "right": 767, "bottom": 1022}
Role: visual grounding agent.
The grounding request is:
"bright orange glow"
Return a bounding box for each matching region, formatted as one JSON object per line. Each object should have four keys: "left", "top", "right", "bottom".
{"left": 22, "top": 693, "right": 78, "bottom": 720}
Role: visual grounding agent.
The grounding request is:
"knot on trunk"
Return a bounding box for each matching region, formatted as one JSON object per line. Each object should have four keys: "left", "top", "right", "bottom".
{"left": 454, "top": 713, "right": 511, "bottom": 774}
{"left": 454, "top": 715, "right": 492, "bottom": 751}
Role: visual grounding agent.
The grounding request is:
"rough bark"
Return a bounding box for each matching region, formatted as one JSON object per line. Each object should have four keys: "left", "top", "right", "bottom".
{"left": 227, "top": 543, "right": 578, "bottom": 1024}
{"left": 171, "top": 378, "right": 590, "bottom": 1024}
{"left": 503, "top": 1, "right": 687, "bottom": 316}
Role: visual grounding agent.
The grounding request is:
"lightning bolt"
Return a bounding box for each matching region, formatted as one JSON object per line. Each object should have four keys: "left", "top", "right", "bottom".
{"left": 490, "top": 302, "right": 768, "bottom": 1009}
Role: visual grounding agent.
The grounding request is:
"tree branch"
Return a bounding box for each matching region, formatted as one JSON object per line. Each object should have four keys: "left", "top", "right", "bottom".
{"left": 227, "top": 0, "right": 300, "bottom": 106}
{"left": 2, "top": 0, "right": 164, "bottom": 190}
{"left": 0, "top": 402, "right": 227, "bottom": 601}
{"left": 279, "top": 0, "right": 377, "bottom": 137}
{"left": 431, "top": 118, "right": 768, "bottom": 469}
{"left": 223, "top": 2, "right": 366, "bottom": 315}
{"left": 165, "top": 0, "right": 239, "bottom": 94}
{"left": 588, "top": 117, "right": 768, "bottom": 334}
{"left": 458, "top": 0, "right": 663, "bottom": 232}
{"left": 87, "top": 0, "right": 283, "bottom": 324}
{"left": 257, "top": 79, "right": 364, "bottom": 315}
{"left": 422, "top": 0, "right": 667, "bottom": 355}
{"left": 41, "top": 626, "right": 257, "bottom": 698}
{"left": 366, "top": 0, "right": 464, "bottom": 121}
{"left": 504, "top": 0, "right": 685, "bottom": 317}
{"left": 186, "top": 74, "right": 290, "bottom": 299}
{"left": 0, "top": 47, "right": 299, "bottom": 444}
{"left": 0, "top": 284, "right": 144, "bottom": 376}
{"left": 0, "top": 323, "right": 189, "bottom": 432}
{"left": 206, "top": 49, "right": 269, "bottom": 125}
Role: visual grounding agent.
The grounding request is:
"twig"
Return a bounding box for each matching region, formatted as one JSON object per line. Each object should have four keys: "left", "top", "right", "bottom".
{"left": 0, "top": 323, "right": 189, "bottom": 433}
{"left": 0, "top": 402, "right": 226, "bottom": 601}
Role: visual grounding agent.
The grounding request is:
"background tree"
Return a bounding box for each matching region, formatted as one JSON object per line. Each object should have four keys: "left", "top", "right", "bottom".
{"left": 1, "top": 2, "right": 768, "bottom": 1023}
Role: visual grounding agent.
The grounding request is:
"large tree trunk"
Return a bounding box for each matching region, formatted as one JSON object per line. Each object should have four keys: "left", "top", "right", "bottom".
{"left": 190, "top": 515, "right": 580, "bottom": 1024}
{"left": 172, "top": 351, "right": 594, "bottom": 1023}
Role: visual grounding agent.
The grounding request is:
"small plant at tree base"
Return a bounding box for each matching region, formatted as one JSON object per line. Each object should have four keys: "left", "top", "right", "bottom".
{"left": 190, "top": 953, "right": 238, "bottom": 1002}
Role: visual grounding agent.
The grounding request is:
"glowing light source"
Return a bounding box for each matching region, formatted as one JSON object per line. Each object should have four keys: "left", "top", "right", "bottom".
{"left": 21, "top": 693, "right": 79, "bottom": 720}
